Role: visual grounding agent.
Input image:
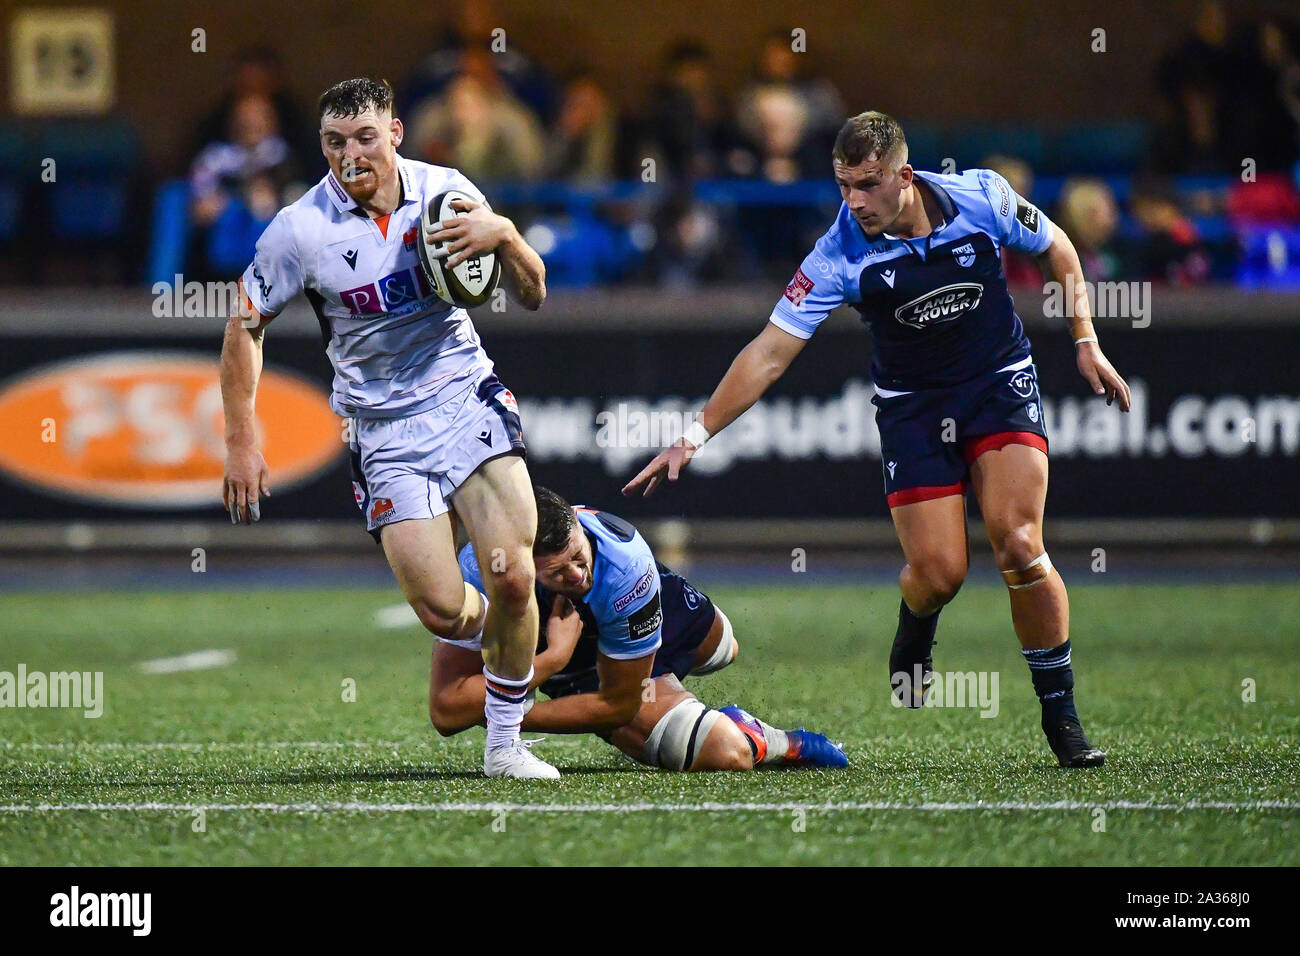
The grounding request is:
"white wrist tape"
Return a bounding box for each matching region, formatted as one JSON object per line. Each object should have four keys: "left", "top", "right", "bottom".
{"left": 682, "top": 420, "right": 711, "bottom": 449}
{"left": 1073, "top": 335, "right": 1098, "bottom": 346}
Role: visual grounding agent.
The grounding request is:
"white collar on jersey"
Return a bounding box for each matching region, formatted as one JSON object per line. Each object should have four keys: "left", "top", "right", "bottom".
{"left": 323, "top": 155, "right": 417, "bottom": 215}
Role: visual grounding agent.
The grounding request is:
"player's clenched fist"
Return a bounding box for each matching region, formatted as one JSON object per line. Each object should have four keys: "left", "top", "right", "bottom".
{"left": 222, "top": 443, "right": 271, "bottom": 524}
{"left": 621, "top": 438, "right": 700, "bottom": 498}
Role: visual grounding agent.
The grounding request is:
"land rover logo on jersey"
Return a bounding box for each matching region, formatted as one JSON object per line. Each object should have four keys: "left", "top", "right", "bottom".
{"left": 953, "top": 243, "right": 976, "bottom": 267}
{"left": 1010, "top": 370, "right": 1036, "bottom": 398}
{"left": 894, "top": 283, "right": 984, "bottom": 329}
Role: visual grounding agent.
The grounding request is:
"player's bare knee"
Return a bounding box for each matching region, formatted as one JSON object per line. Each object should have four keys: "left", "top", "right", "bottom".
{"left": 912, "top": 555, "right": 966, "bottom": 604}
{"left": 992, "top": 524, "right": 1043, "bottom": 571}
{"left": 428, "top": 693, "right": 461, "bottom": 738}
{"left": 722, "top": 739, "right": 755, "bottom": 771}
{"left": 700, "top": 721, "right": 755, "bottom": 772}
{"left": 411, "top": 595, "right": 464, "bottom": 639}
{"left": 483, "top": 555, "right": 535, "bottom": 612}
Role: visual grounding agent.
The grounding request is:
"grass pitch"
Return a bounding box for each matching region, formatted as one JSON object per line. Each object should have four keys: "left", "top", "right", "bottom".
{"left": 1, "top": 583, "right": 1296, "bottom": 866}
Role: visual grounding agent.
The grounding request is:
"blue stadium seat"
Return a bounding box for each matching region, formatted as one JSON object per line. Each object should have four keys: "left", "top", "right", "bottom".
{"left": 146, "top": 179, "right": 192, "bottom": 287}
{"left": 0, "top": 123, "right": 33, "bottom": 242}
{"left": 37, "top": 117, "right": 138, "bottom": 241}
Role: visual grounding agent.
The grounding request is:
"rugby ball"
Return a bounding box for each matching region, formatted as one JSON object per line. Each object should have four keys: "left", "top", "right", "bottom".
{"left": 417, "top": 189, "right": 502, "bottom": 308}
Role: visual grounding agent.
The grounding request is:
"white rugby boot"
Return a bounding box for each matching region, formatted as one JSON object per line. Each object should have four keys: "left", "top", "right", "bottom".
{"left": 484, "top": 738, "right": 560, "bottom": 779}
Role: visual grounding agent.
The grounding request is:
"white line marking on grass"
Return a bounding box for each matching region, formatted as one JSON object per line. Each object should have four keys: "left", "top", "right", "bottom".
{"left": 137, "top": 649, "right": 236, "bottom": 674}
{"left": 374, "top": 603, "right": 420, "bottom": 629}
{"left": 4, "top": 741, "right": 405, "bottom": 751}
{"left": 2, "top": 738, "right": 587, "bottom": 751}
{"left": 0, "top": 800, "right": 1295, "bottom": 814}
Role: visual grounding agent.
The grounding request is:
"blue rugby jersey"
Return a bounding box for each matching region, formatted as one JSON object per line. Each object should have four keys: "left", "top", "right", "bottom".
{"left": 458, "top": 508, "right": 663, "bottom": 662}
{"left": 770, "top": 169, "right": 1055, "bottom": 392}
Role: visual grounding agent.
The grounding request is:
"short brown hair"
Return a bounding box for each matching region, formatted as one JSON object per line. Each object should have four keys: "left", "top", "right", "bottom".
{"left": 533, "top": 486, "right": 576, "bottom": 556}
{"left": 318, "top": 77, "right": 394, "bottom": 122}
{"left": 833, "top": 111, "right": 908, "bottom": 168}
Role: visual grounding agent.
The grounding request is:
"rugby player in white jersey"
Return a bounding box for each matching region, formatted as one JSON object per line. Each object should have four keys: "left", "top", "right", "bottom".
{"left": 220, "top": 78, "right": 558, "bottom": 779}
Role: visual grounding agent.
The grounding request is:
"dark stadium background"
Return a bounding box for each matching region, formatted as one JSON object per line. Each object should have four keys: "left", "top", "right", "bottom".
{"left": 0, "top": 0, "right": 1297, "bottom": 574}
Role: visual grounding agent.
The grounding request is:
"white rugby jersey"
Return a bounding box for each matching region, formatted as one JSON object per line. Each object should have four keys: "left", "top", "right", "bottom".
{"left": 240, "top": 155, "right": 495, "bottom": 419}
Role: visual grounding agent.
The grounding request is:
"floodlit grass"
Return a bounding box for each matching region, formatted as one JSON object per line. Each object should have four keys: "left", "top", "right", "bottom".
{"left": 1, "top": 585, "right": 1295, "bottom": 865}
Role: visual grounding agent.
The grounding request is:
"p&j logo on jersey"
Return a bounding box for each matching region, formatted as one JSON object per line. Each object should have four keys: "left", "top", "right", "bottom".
{"left": 784, "top": 268, "right": 815, "bottom": 308}
{"left": 341, "top": 266, "right": 432, "bottom": 316}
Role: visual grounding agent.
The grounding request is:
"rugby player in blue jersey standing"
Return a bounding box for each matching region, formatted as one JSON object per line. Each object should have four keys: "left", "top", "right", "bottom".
{"left": 624, "top": 112, "right": 1130, "bottom": 767}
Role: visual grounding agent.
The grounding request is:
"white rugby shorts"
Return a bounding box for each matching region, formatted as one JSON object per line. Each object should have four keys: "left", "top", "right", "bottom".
{"left": 348, "top": 371, "right": 525, "bottom": 536}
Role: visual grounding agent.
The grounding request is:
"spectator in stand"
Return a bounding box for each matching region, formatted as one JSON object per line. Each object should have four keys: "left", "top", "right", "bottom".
{"left": 641, "top": 41, "right": 735, "bottom": 183}
{"left": 402, "top": 0, "right": 554, "bottom": 124}
{"left": 191, "top": 47, "right": 314, "bottom": 174}
{"left": 983, "top": 153, "right": 1041, "bottom": 286}
{"left": 406, "top": 49, "right": 547, "bottom": 182}
{"left": 1152, "top": 1, "right": 1236, "bottom": 174}
{"left": 189, "top": 93, "right": 304, "bottom": 278}
{"left": 545, "top": 69, "right": 618, "bottom": 183}
{"left": 1128, "top": 177, "right": 1211, "bottom": 285}
{"left": 1055, "top": 178, "right": 1123, "bottom": 282}
{"left": 1224, "top": 17, "right": 1300, "bottom": 174}
{"left": 649, "top": 192, "right": 728, "bottom": 288}
{"left": 732, "top": 85, "right": 813, "bottom": 183}
{"left": 731, "top": 29, "right": 845, "bottom": 179}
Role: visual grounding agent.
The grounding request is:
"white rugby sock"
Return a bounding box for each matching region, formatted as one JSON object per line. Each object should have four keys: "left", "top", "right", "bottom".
{"left": 755, "top": 718, "right": 791, "bottom": 764}
{"left": 483, "top": 666, "right": 533, "bottom": 751}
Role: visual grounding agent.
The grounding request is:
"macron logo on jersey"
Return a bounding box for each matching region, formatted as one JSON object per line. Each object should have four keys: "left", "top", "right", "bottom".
{"left": 340, "top": 266, "right": 432, "bottom": 316}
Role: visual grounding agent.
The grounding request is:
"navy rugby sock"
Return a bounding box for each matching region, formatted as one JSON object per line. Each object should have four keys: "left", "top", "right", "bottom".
{"left": 1022, "top": 639, "right": 1078, "bottom": 727}
{"left": 896, "top": 598, "right": 940, "bottom": 647}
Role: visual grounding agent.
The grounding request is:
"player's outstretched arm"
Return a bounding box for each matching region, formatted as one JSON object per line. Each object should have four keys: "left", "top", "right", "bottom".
{"left": 220, "top": 297, "right": 273, "bottom": 524}
{"left": 622, "top": 321, "right": 807, "bottom": 496}
{"left": 1037, "top": 223, "right": 1131, "bottom": 412}
{"left": 429, "top": 198, "right": 546, "bottom": 310}
{"left": 522, "top": 651, "right": 655, "bottom": 733}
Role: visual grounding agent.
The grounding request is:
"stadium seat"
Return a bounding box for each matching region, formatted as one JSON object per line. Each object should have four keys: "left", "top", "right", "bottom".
{"left": 38, "top": 117, "right": 139, "bottom": 241}
{"left": 0, "top": 123, "right": 30, "bottom": 242}
{"left": 146, "top": 179, "right": 192, "bottom": 287}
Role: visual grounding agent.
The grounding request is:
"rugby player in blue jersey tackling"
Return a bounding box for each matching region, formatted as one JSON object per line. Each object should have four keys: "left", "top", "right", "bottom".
{"left": 625, "top": 112, "right": 1130, "bottom": 768}
{"left": 430, "top": 487, "right": 848, "bottom": 772}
